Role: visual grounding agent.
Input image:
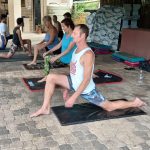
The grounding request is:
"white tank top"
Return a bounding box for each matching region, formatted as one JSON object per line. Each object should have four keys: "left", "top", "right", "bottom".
{"left": 70, "top": 47, "right": 95, "bottom": 94}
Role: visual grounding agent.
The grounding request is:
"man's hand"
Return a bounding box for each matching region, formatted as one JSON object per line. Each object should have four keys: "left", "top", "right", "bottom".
{"left": 50, "top": 56, "right": 58, "bottom": 63}
{"left": 65, "top": 96, "right": 76, "bottom": 108}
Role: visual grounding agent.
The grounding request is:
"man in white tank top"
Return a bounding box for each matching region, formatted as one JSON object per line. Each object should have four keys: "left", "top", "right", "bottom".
{"left": 30, "top": 24, "right": 146, "bottom": 117}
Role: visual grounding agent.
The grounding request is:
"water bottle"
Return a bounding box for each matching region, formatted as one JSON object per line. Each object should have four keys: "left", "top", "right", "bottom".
{"left": 138, "top": 69, "right": 144, "bottom": 84}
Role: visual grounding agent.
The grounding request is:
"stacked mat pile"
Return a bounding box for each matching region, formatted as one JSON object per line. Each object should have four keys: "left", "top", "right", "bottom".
{"left": 112, "top": 52, "right": 144, "bottom": 67}
{"left": 88, "top": 42, "right": 112, "bottom": 55}
{"left": 112, "top": 29, "right": 150, "bottom": 67}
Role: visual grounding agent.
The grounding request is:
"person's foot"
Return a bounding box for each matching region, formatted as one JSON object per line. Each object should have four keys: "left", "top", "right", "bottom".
{"left": 30, "top": 108, "right": 50, "bottom": 118}
{"left": 27, "top": 61, "right": 36, "bottom": 65}
{"left": 93, "top": 73, "right": 99, "bottom": 78}
{"left": 63, "top": 89, "right": 69, "bottom": 101}
{"left": 28, "top": 54, "right": 33, "bottom": 57}
{"left": 133, "top": 97, "right": 146, "bottom": 107}
{"left": 37, "top": 77, "right": 47, "bottom": 83}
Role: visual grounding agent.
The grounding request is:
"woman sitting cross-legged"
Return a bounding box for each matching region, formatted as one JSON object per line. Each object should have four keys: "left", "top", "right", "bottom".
{"left": 38, "top": 18, "right": 76, "bottom": 83}
{"left": 28, "top": 15, "right": 59, "bottom": 65}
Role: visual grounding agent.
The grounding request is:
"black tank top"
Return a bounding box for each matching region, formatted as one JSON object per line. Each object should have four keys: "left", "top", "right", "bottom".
{"left": 12, "top": 27, "right": 21, "bottom": 46}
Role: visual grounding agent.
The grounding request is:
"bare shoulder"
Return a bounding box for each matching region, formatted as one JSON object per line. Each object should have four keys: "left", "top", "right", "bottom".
{"left": 49, "top": 27, "right": 57, "bottom": 34}
{"left": 81, "top": 49, "right": 95, "bottom": 64}
{"left": 16, "top": 29, "right": 21, "bottom": 35}
{"left": 84, "top": 49, "right": 94, "bottom": 58}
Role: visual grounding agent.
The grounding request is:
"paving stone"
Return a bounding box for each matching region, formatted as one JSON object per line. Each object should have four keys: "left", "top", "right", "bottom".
{"left": 72, "top": 131, "right": 84, "bottom": 138}
{"left": 119, "top": 146, "right": 130, "bottom": 150}
{"left": 0, "top": 127, "right": 9, "bottom": 135}
{"left": 39, "top": 148, "right": 50, "bottom": 150}
{"left": 86, "top": 134, "right": 98, "bottom": 141}
{"left": 59, "top": 144, "right": 73, "bottom": 150}
{"left": 134, "top": 131, "right": 149, "bottom": 140}
{"left": 11, "top": 138, "right": 20, "bottom": 142}
{"left": 135, "top": 124, "right": 150, "bottom": 131}
{"left": 0, "top": 139, "right": 12, "bottom": 145}
{"left": 140, "top": 143, "right": 150, "bottom": 150}
{"left": 71, "top": 143, "right": 82, "bottom": 150}
{"left": 92, "top": 140, "right": 108, "bottom": 150}
{"left": 45, "top": 140, "right": 59, "bottom": 148}
{"left": 29, "top": 128, "right": 41, "bottom": 134}
{"left": 13, "top": 108, "right": 29, "bottom": 116}
{"left": 40, "top": 128, "right": 52, "bottom": 137}
{"left": 17, "top": 125, "right": 29, "bottom": 132}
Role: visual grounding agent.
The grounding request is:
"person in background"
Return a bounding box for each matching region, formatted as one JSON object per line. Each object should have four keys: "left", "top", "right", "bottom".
{"left": 0, "top": 17, "right": 32, "bottom": 58}
{"left": 28, "top": 16, "right": 59, "bottom": 65}
{"left": 38, "top": 18, "right": 76, "bottom": 83}
{"left": 63, "top": 12, "right": 72, "bottom": 19}
{"left": 53, "top": 15, "right": 63, "bottom": 40}
{"left": 0, "top": 14, "right": 13, "bottom": 49}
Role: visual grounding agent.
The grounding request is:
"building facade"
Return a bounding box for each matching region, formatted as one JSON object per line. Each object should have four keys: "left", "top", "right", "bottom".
{"left": 0, "top": 0, "right": 72, "bottom": 33}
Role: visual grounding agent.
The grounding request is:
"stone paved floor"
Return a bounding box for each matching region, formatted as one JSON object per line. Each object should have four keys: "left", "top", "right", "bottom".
{"left": 0, "top": 33, "right": 150, "bottom": 150}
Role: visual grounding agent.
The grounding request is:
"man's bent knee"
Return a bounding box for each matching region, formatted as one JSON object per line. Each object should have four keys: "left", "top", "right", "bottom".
{"left": 46, "top": 74, "right": 57, "bottom": 83}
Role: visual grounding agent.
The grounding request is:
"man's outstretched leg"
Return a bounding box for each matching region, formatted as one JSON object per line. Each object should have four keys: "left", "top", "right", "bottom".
{"left": 101, "top": 97, "right": 146, "bottom": 112}
{"left": 30, "top": 74, "right": 70, "bottom": 117}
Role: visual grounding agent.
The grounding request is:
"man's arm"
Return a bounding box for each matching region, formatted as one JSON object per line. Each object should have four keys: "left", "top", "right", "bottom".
{"left": 65, "top": 50, "right": 95, "bottom": 107}
{"left": 50, "top": 41, "right": 75, "bottom": 63}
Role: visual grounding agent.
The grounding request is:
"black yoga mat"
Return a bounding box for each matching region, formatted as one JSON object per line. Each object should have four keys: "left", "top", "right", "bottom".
{"left": 0, "top": 49, "right": 9, "bottom": 52}
{"left": 52, "top": 100, "right": 146, "bottom": 126}
{"left": 23, "top": 61, "right": 68, "bottom": 70}
{"left": 23, "top": 70, "right": 123, "bottom": 92}
{"left": 0, "top": 54, "right": 43, "bottom": 62}
{"left": 22, "top": 78, "right": 45, "bottom": 92}
{"left": 23, "top": 62, "right": 44, "bottom": 70}
{"left": 93, "top": 70, "right": 123, "bottom": 84}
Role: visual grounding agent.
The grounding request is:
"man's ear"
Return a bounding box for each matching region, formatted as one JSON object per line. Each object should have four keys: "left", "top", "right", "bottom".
{"left": 81, "top": 33, "right": 86, "bottom": 39}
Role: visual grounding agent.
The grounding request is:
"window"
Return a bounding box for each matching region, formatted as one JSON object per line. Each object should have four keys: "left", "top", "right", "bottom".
{"left": 21, "top": 0, "right": 25, "bottom": 7}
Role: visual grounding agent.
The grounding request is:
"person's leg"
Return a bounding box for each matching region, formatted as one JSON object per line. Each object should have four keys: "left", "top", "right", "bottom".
{"left": 0, "top": 52, "right": 13, "bottom": 58}
{"left": 22, "top": 39, "right": 32, "bottom": 56}
{"left": 0, "top": 43, "right": 16, "bottom": 59}
{"left": 30, "top": 74, "right": 70, "bottom": 117}
{"left": 101, "top": 98, "right": 146, "bottom": 112}
{"left": 28, "top": 43, "right": 45, "bottom": 65}
{"left": 81, "top": 89, "right": 146, "bottom": 112}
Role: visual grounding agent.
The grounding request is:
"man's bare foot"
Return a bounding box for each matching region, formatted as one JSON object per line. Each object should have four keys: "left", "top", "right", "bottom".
{"left": 30, "top": 108, "right": 50, "bottom": 118}
{"left": 133, "top": 97, "right": 146, "bottom": 107}
{"left": 37, "top": 77, "right": 47, "bottom": 83}
{"left": 27, "top": 61, "right": 36, "bottom": 65}
{"left": 63, "top": 89, "right": 69, "bottom": 101}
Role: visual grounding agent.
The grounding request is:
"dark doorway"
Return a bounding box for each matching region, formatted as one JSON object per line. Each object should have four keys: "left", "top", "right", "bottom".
{"left": 33, "top": 0, "right": 41, "bottom": 29}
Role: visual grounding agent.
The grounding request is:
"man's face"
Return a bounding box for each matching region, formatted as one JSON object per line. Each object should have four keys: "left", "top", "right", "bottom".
{"left": 72, "top": 27, "right": 84, "bottom": 43}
